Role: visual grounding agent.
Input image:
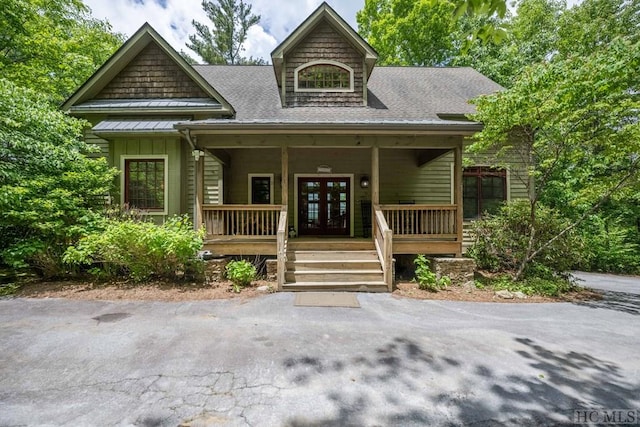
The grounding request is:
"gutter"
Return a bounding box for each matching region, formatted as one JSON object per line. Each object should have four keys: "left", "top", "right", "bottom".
{"left": 174, "top": 121, "right": 484, "bottom": 135}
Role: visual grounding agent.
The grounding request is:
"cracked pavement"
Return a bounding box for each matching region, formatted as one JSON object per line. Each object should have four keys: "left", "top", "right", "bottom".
{"left": 0, "top": 272, "right": 639, "bottom": 426}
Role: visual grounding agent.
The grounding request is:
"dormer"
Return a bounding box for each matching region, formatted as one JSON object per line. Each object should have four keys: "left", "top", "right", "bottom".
{"left": 270, "top": 2, "right": 378, "bottom": 108}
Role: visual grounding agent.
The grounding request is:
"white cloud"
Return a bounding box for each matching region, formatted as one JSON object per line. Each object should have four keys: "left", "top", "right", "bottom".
{"left": 84, "top": 0, "right": 365, "bottom": 63}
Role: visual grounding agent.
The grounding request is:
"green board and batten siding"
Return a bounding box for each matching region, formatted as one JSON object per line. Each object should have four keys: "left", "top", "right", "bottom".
{"left": 111, "top": 137, "right": 183, "bottom": 218}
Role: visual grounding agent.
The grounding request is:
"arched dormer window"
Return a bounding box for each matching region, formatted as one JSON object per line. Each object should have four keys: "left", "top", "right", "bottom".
{"left": 294, "top": 60, "right": 354, "bottom": 92}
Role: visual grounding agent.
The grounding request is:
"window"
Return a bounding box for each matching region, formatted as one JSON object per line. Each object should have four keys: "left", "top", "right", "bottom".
{"left": 463, "top": 167, "right": 507, "bottom": 219}
{"left": 122, "top": 157, "right": 167, "bottom": 213}
{"left": 294, "top": 61, "right": 354, "bottom": 92}
{"left": 248, "top": 174, "right": 273, "bottom": 204}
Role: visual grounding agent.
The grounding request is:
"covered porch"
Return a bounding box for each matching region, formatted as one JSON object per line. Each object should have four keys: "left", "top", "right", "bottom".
{"left": 186, "top": 132, "right": 466, "bottom": 291}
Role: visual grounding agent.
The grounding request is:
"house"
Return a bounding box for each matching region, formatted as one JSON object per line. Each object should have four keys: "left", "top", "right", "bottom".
{"left": 62, "top": 2, "right": 527, "bottom": 292}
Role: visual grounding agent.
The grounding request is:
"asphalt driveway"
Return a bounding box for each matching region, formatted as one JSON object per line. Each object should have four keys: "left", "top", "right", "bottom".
{"left": 0, "top": 272, "right": 638, "bottom": 426}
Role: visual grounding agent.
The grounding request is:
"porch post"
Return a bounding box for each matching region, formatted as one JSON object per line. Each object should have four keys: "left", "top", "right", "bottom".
{"left": 372, "top": 146, "right": 379, "bottom": 205}
{"left": 281, "top": 145, "right": 289, "bottom": 206}
{"left": 195, "top": 155, "right": 204, "bottom": 230}
{"left": 454, "top": 143, "right": 463, "bottom": 257}
{"left": 371, "top": 146, "right": 380, "bottom": 242}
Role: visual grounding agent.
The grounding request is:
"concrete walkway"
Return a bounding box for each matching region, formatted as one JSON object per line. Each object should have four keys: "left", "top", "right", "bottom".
{"left": 0, "top": 272, "right": 638, "bottom": 426}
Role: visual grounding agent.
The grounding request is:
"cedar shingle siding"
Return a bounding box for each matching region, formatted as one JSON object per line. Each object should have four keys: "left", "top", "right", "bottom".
{"left": 285, "top": 20, "right": 364, "bottom": 107}
{"left": 96, "top": 44, "right": 208, "bottom": 99}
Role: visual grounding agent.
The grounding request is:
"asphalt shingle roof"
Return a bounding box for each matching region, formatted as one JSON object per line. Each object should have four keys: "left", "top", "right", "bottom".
{"left": 192, "top": 65, "right": 502, "bottom": 124}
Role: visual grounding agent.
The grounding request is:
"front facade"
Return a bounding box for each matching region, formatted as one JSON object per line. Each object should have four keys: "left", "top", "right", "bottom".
{"left": 63, "top": 3, "right": 526, "bottom": 291}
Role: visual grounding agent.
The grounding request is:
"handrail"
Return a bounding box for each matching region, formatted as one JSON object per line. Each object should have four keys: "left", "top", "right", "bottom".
{"left": 380, "top": 204, "right": 458, "bottom": 239}
{"left": 202, "top": 204, "right": 282, "bottom": 237}
{"left": 276, "top": 206, "right": 288, "bottom": 291}
{"left": 374, "top": 204, "right": 393, "bottom": 292}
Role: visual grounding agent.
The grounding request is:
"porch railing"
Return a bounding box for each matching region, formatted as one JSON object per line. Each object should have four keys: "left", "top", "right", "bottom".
{"left": 203, "top": 204, "right": 283, "bottom": 237}
{"left": 276, "top": 206, "right": 288, "bottom": 291}
{"left": 373, "top": 204, "right": 393, "bottom": 292}
{"left": 379, "top": 204, "right": 458, "bottom": 239}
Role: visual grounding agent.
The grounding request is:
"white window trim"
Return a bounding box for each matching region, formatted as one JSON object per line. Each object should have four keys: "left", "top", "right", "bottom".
{"left": 120, "top": 154, "right": 169, "bottom": 216}
{"left": 293, "top": 174, "right": 355, "bottom": 237}
{"left": 294, "top": 60, "right": 355, "bottom": 93}
{"left": 248, "top": 173, "right": 274, "bottom": 204}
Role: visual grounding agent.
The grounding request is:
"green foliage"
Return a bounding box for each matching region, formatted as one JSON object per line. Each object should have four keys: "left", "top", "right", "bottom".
{"left": 63, "top": 216, "right": 204, "bottom": 282}
{"left": 225, "top": 259, "right": 256, "bottom": 292}
{"left": 0, "top": 79, "right": 117, "bottom": 275}
{"left": 488, "top": 274, "right": 575, "bottom": 297}
{"left": 413, "top": 255, "right": 450, "bottom": 292}
{"left": 187, "top": 0, "right": 265, "bottom": 65}
{"left": 469, "top": 200, "right": 585, "bottom": 277}
{"left": 357, "top": 0, "right": 458, "bottom": 66}
{"left": 579, "top": 217, "right": 640, "bottom": 274}
{"left": 0, "top": 0, "right": 123, "bottom": 103}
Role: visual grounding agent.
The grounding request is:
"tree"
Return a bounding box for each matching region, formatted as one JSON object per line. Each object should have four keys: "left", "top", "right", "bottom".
{"left": 453, "top": 0, "right": 565, "bottom": 87}
{"left": 357, "top": 0, "right": 458, "bottom": 66}
{"left": 0, "top": 0, "right": 123, "bottom": 103}
{"left": 469, "top": 37, "right": 640, "bottom": 279}
{"left": 0, "top": 78, "right": 117, "bottom": 275}
{"left": 186, "top": 0, "right": 265, "bottom": 65}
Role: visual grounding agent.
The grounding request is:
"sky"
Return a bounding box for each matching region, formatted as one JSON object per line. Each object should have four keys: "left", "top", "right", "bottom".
{"left": 84, "top": 0, "right": 365, "bottom": 63}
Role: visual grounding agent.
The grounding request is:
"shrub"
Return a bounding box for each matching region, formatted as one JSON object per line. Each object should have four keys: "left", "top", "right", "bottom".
{"left": 488, "top": 274, "right": 576, "bottom": 297}
{"left": 579, "top": 216, "right": 640, "bottom": 274}
{"left": 64, "top": 216, "right": 204, "bottom": 282}
{"left": 468, "top": 200, "right": 585, "bottom": 278}
{"left": 0, "top": 79, "right": 117, "bottom": 276}
{"left": 225, "top": 260, "right": 256, "bottom": 292}
{"left": 414, "top": 255, "right": 450, "bottom": 292}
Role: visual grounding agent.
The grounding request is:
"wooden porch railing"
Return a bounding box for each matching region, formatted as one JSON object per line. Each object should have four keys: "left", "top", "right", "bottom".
{"left": 373, "top": 205, "right": 393, "bottom": 292}
{"left": 379, "top": 204, "right": 458, "bottom": 239}
{"left": 203, "top": 204, "right": 283, "bottom": 237}
{"left": 276, "top": 206, "right": 288, "bottom": 291}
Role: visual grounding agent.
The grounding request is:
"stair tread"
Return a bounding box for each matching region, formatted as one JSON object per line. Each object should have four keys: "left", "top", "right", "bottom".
{"left": 283, "top": 281, "right": 387, "bottom": 287}
{"left": 287, "top": 269, "right": 383, "bottom": 273}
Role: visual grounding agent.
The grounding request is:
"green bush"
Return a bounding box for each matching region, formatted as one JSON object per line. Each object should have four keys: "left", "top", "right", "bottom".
{"left": 468, "top": 200, "right": 585, "bottom": 278}
{"left": 488, "top": 275, "right": 576, "bottom": 297}
{"left": 579, "top": 217, "right": 640, "bottom": 274}
{"left": 0, "top": 79, "right": 117, "bottom": 276}
{"left": 414, "top": 255, "right": 450, "bottom": 292}
{"left": 225, "top": 260, "right": 256, "bottom": 293}
{"left": 64, "top": 216, "right": 204, "bottom": 282}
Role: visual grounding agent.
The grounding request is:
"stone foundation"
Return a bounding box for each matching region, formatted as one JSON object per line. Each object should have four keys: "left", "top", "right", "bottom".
{"left": 429, "top": 257, "right": 476, "bottom": 286}
{"left": 203, "top": 258, "right": 230, "bottom": 283}
{"left": 266, "top": 259, "right": 278, "bottom": 281}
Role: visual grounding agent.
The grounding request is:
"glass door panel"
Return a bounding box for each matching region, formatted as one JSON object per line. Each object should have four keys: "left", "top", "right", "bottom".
{"left": 298, "top": 177, "right": 350, "bottom": 235}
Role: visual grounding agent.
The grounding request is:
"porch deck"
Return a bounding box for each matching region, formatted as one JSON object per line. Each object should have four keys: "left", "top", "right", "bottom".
{"left": 201, "top": 205, "right": 462, "bottom": 256}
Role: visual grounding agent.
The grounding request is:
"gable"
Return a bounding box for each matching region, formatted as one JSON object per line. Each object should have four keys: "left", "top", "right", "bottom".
{"left": 95, "top": 43, "right": 209, "bottom": 99}
{"left": 285, "top": 19, "right": 365, "bottom": 107}
{"left": 62, "top": 23, "right": 234, "bottom": 116}
{"left": 270, "top": 2, "right": 377, "bottom": 106}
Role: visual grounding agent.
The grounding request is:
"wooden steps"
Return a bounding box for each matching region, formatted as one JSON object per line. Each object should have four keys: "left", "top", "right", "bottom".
{"left": 283, "top": 245, "right": 387, "bottom": 292}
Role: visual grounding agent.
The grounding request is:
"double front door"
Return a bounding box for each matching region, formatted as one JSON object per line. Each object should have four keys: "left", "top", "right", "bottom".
{"left": 298, "top": 177, "right": 350, "bottom": 236}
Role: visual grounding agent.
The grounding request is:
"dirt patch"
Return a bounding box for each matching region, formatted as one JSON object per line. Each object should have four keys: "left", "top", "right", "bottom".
{"left": 14, "top": 280, "right": 275, "bottom": 302}
{"left": 11, "top": 279, "right": 602, "bottom": 303}
{"left": 392, "top": 282, "right": 603, "bottom": 303}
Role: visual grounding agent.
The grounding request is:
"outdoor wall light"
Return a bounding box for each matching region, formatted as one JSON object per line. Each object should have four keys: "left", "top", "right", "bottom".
{"left": 360, "top": 175, "right": 370, "bottom": 188}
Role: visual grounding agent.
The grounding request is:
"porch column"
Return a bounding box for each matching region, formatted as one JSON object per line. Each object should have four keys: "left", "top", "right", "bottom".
{"left": 281, "top": 145, "right": 288, "bottom": 206}
{"left": 454, "top": 143, "right": 463, "bottom": 257}
{"left": 372, "top": 146, "right": 379, "bottom": 205}
{"left": 194, "top": 155, "right": 204, "bottom": 229}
